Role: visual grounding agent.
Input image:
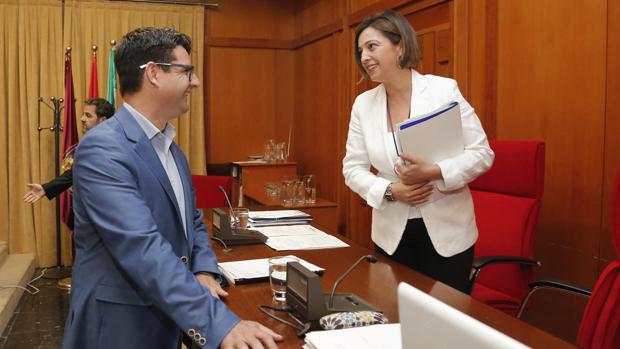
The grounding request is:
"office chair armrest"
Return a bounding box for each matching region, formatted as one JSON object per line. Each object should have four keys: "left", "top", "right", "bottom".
{"left": 470, "top": 256, "right": 540, "bottom": 288}
{"left": 527, "top": 279, "right": 592, "bottom": 297}
{"left": 473, "top": 256, "right": 540, "bottom": 270}
{"left": 516, "top": 279, "right": 591, "bottom": 318}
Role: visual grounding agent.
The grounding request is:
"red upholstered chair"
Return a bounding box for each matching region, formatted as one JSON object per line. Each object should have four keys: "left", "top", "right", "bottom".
{"left": 468, "top": 140, "right": 545, "bottom": 315}
{"left": 191, "top": 175, "right": 231, "bottom": 209}
{"left": 517, "top": 165, "right": 620, "bottom": 349}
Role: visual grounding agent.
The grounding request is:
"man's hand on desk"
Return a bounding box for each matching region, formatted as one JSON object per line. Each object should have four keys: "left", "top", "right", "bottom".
{"left": 196, "top": 273, "right": 229, "bottom": 299}
{"left": 221, "top": 320, "right": 283, "bottom": 349}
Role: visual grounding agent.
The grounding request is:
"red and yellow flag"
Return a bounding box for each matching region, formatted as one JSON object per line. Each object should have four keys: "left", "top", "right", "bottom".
{"left": 87, "top": 47, "right": 98, "bottom": 98}
{"left": 61, "top": 53, "right": 78, "bottom": 229}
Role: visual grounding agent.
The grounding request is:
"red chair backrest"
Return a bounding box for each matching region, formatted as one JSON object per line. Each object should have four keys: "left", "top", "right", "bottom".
{"left": 576, "top": 165, "right": 620, "bottom": 349}
{"left": 191, "top": 175, "right": 231, "bottom": 209}
{"left": 469, "top": 140, "right": 545, "bottom": 303}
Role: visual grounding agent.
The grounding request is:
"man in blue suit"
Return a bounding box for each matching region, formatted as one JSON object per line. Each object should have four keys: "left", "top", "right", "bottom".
{"left": 62, "top": 27, "right": 282, "bottom": 349}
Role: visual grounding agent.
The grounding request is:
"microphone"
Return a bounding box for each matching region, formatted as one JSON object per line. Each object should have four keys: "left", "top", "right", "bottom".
{"left": 218, "top": 184, "right": 241, "bottom": 229}
{"left": 218, "top": 185, "right": 234, "bottom": 211}
{"left": 329, "top": 255, "right": 377, "bottom": 308}
{"left": 212, "top": 186, "right": 268, "bottom": 246}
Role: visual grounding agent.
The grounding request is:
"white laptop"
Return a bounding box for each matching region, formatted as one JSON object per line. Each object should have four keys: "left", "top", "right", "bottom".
{"left": 398, "top": 282, "right": 531, "bottom": 349}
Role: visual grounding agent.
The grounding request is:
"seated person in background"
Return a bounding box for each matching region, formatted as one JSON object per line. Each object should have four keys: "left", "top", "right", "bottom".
{"left": 342, "top": 11, "right": 494, "bottom": 294}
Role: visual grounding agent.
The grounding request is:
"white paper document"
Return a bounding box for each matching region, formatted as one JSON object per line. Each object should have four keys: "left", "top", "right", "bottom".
{"left": 396, "top": 101, "right": 464, "bottom": 163}
{"left": 266, "top": 234, "right": 348, "bottom": 251}
{"left": 255, "top": 225, "right": 325, "bottom": 238}
{"left": 217, "top": 255, "right": 323, "bottom": 285}
{"left": 249, "top": 210, "right": 312, "bottom": 220}
{"left": 258, "top": 225, "right": 349, "bottom": 251}
{"left": 303, "top": 324, "right": 401, "bottom": 349}
{"left": 248, "top": 210, "right": 313, "bottom": 227}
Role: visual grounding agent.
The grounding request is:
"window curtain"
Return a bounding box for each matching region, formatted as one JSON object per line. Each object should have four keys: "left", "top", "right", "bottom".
{"left": 63, "top": 0, "right": 206, "bottom": 173}
{"left": 0, "top": 0, "right": 64, "bottom": 266}
{"left": 1, "top": 0, "right": 206, "bottom": 267}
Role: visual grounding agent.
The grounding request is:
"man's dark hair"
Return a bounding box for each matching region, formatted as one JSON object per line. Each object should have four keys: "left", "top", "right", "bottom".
{"left": 115, "top": 27, "right": 192, "bottom": 96}
{"left": 85, "top": 98, "right": 115, "bottom": 119}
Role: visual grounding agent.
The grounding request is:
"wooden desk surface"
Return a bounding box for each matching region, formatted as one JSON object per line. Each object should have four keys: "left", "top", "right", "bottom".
{"left": 209, "top": 222, "right": 576, "bottom": 349}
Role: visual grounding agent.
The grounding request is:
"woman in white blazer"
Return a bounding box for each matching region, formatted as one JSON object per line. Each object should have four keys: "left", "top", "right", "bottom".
{"left": 343, "top": 11, "right": 494, "bottom": 293}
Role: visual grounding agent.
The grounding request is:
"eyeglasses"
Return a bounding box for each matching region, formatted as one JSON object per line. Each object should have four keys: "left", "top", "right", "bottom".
{"left": 138, "top": 62, "right": 195, "bottom": 81}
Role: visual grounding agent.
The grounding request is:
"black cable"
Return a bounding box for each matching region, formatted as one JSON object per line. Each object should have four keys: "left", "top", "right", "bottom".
{"left": 257, "top": 304, "right": 312, "bottom": 337}
{"left": 210, "top": 236, "right": 231, "bottom": 252}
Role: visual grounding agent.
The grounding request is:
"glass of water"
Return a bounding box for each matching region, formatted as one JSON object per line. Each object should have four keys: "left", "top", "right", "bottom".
{"left": 268, "top": 256, "right": 299, "bottom": 302}
{"left": 230, "top": 207, "right": 249, "bottom": 229}
{"left": 303, "top": 174, "right": 316, "bottom": 204}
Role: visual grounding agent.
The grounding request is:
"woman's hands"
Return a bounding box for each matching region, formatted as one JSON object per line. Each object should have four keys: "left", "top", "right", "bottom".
{"left": 389, "top": 154, "right": 443, "bottom": 206}
{"left": 395, "top": 154, "right": 442, "bottom": 184}
{"left": 390, "top": 181, "right": 434, "bottom": 205}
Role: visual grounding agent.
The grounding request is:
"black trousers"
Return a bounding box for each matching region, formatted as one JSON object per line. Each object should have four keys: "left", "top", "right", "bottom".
{"left": 376, "top": 218, "right": 474, "bottom": 294}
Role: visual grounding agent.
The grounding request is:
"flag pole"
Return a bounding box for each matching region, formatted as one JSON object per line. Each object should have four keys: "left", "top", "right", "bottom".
{"left": 107, "top": 40, "right": 117, "bottom": 106}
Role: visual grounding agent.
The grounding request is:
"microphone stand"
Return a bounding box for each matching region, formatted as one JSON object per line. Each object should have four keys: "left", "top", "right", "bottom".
{"left": 329, "top": 255, "right": 377, "bottom": 308}
{"left": 38, "top": 96, "right": 70, "bottom": 279}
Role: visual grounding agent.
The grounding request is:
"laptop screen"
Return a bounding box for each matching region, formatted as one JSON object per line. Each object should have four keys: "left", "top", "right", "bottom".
{"left": 397, "top": 282, "right": 531, "bottom": 349}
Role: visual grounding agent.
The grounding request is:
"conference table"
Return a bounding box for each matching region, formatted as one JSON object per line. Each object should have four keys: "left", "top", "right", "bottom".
{"left": 206, "top": 214, "right": 576, "bottom": 348}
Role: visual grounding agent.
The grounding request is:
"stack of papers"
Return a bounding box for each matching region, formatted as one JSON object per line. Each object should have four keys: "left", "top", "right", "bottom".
{"left": 255, "top": 225, "right": 349, "bottom": 251}
{"left": 249, "top": 210, "right": 313, "bottom": 227}
{"left": 304, "top": 324, "right": 401, "bottom": 349}
{"left": 217, "top": 255, "right": 323, "bottom": 285}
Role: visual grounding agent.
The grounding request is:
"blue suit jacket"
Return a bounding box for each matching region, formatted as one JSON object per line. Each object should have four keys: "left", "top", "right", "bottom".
{"left": 62, "top": 106, "right": 239, "bottom": 349}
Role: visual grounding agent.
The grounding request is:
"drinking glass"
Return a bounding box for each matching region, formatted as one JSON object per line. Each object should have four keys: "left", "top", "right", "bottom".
{"left": 268, "top": 256, "right": 299, "bottom": 302}
{"left": 303, "top": 174, "right": 317, "bottom": 204}
{"left": 280, "top": 178, "right": 296, "bottom": 207}
{"left": 230, "top": 207, "right": 249, "bottom": 229}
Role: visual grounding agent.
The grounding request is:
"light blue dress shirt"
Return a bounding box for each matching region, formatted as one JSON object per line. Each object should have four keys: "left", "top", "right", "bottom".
{"left": 124, "top": 103, "right": 187, "bottom": 237}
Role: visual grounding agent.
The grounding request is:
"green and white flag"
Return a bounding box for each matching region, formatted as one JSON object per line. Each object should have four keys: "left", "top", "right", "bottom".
{"left": 106, "top": 47, "right": 116, "bottom": 106}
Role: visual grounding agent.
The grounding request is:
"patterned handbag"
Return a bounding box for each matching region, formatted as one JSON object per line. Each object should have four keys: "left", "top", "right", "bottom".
{"left": 319, "top": 311, "right": 389, "bottom": 330}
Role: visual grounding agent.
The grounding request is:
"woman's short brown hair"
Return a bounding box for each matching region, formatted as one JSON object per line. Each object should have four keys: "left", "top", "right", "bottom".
{"left": 354, "top": 10, "right": 421, "bottom": 80}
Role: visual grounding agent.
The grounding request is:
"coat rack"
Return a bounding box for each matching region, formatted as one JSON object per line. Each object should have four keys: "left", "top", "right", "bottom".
{"left": 37, "top": 95, "right": 70, "bottom": 279}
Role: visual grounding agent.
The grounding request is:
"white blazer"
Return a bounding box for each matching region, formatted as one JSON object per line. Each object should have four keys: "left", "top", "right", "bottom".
{"left": 343, "top": 70, "right": 494, "bottom": 257}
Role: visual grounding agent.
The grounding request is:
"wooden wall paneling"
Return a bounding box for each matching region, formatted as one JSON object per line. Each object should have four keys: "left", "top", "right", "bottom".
{"left": 335, "top": 19, "right": 352, "bottom": 234}
{"left": 349, "top": 0, "right": 383, "bottom": 14}
{"left": 207, "top": 0, "right": 295, "bottom": 40}
{"left": 464, "top": 0, "right": 486, "bottom": 128}
{"left": 295, "top": 0, "right": 340, "bottom": 37}
{"left": 405, "top": 1, "right": 454, "bottom": 82}
{"left": 404, "top": 1, "right": 450, "bottom": 30}
{"left": 207, "top": 37, "right": 293, "bottom": 50}
{"left": 293, "top": 38, "right": 339, "bottom": 203}
{"left": 600, "top": 0, "right": 620, "bottom": 271}
{"left": 204, "top": 9, "right": 211, "bottom": 168}
{"left": 208, "top": 47, "right": 288, "bottom": 163}
{"left": 452, "top": 0, "right": 467, "bottom": 96}
{"left": 417, "top": 31, "right": 436, "bottom": 74}
{"left": 293, "top": 21, "right": 343, "bottom": 49}
{"left": 434, "top": 28, "right": 453, "bottom": 77}
{"left": 496, "top": 0, "right": 607, "bottom": 287}
{"left": 274, "top": 49, "right": 296, "bottom": 150}
{"left": 465, "top": 0, "right": 497, "bottom": 138}
{"left": 348, "top": 0, "right": 447, "bottom": 26}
